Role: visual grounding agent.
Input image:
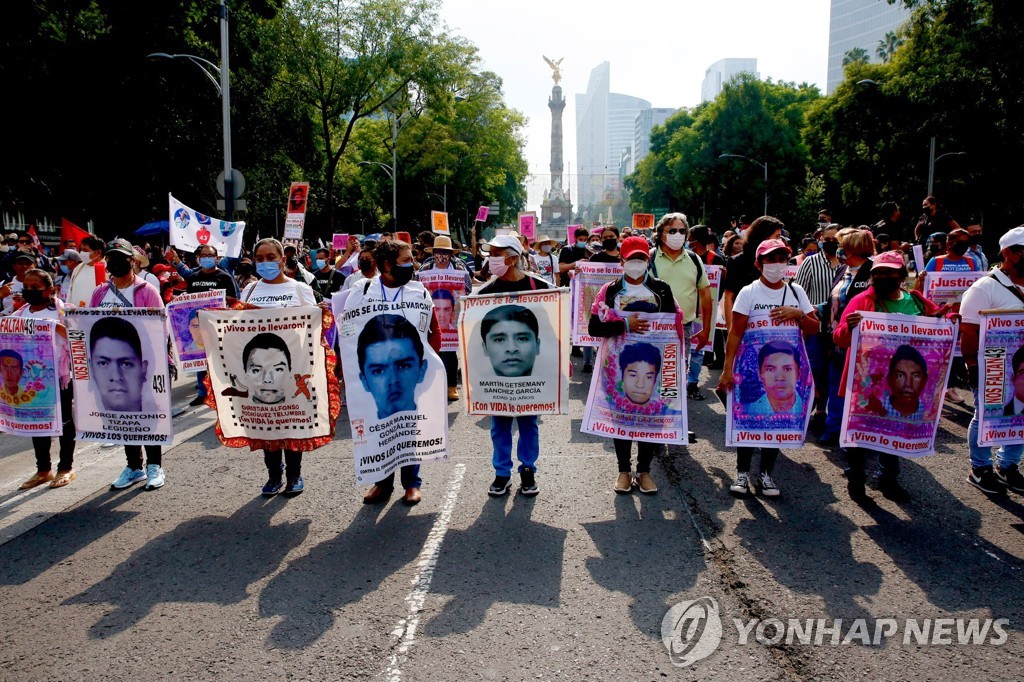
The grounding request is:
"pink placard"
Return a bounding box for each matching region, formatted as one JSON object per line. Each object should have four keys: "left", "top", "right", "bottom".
{"left": 332, "top": 233, "right": 348, "bottom": 251}
{"left": 518, "top": 212, "right": 536, "bottom": 239}
{"left": 476, "top": 206, "right": 489, "bottom": 222}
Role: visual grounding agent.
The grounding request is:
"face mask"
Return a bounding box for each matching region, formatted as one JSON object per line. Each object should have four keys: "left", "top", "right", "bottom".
{"left": 576, "top": 240, "right": 588, "bottom": 249}
{"left": 489, "top": 255, "right": 511, "bottom": 278}
{"left": 821, "top": 241, "right": 839, "bottom": 255}
{"left": 539, "top": 244, "right": 551, "bottom": 254}
{"left": 761, "top": 263, "right": 788, "bottom": 284}
{"left": 256, "top": 261, "right": 281, "bottom": 280}
{"left": 602, "top": 238, "right": 618, "bottom": 251}
{"left": 390, "top": 262, "right": 415, "bottom": 287}
{"left": 236, "top": 266, "right": 253, "bottom": 278}
{"left": 949, "top": 242, "right": 969, "bottom": 256}
{"left": 200, "top": 256, "right": 217, "bottom": 270}
{"left": 836, "top": 247, "right": 846, "bottom": 263}
{"left": 22, "top": 289, "right": 47, "bottom": 306}
{"left": 359, "top": 258, "right": 374, "bottom": 272}
{"left": 59, "top": 264, "right": 70, "bottom": 275}
{"left": 664, "top": 233, "right": 686, "bottom": 251}
{"left": 872, "top": 277, "right": 901, "bottom": 297}
{"left": 107, "top": 258, "right": 132, "bottom": 278}
{"left": 314, "top": 259, "right": 328, "bottom": 270}
{"left": 623, "top": 260, "right": 648, "bottom": 280}
{"left": 968, "top": 235, "right": 981, "bottom": 246}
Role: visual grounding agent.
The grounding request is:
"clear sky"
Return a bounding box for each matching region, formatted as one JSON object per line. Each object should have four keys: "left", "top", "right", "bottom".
{"left": 440, "top": 0, "right": 831, "bottom": 212}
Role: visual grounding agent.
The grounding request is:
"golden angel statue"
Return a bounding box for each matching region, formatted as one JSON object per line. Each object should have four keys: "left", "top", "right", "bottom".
{"left": 543, "top": 56, "right": 564, "bottom": 84}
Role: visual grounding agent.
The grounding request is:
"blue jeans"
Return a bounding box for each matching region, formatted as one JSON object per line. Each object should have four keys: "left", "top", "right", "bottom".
{"left": 824, "top": 350, "right": 846, "bottom": 439}
{"left": 805, "top": 333, "right": 830, "bottom": 411}
{"left": 687, "top": 343, "right": 703, "bottom": 385}
{"left": 583, "top": 346, "right": 594, "bottom": 366}
{"left": 196, "top": 370, "right": 208, "bottom": 399}
{"left": 968, "top": 389, "right": 1023, "bottom": 469}
{"left": 490, "top": 415, "right": 539, "bottom": 477}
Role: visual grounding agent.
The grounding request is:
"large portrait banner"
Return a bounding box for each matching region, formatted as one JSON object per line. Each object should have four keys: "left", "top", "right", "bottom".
{"left": 459, "top": 289, "right": 569, "bottom": 416}
{"left": 0, "top": 317, "right": 61, "bottom": 437}
{"left": 726, "top": 320, "right": 814, "bottom": 448}
{"left": 340, "top": 296, "right": 449, "bottom": 484}
{"left": 417, "top": 270, "right": 467, "bottom": 352}
{"left": 977, "top": 310, "right": 1024, "bottom": 447}
{"left": 581, "top": 313, "right": 687, "bottom": 443}
{"left": 570, "top": 262, "right": 623, "bottom": 346}
{"left": 840, "top": 312, "right": 956, "bottom": 456}
{"left": 167, "top": 290, "right": 226, "bottom": 374}
{"left": 66, "top": 308, "right": 172, "bottom": 444}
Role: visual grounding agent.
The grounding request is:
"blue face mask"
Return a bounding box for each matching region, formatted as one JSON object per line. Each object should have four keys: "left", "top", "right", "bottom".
{"left": 315, "top": 259, "right": 327, "bottom": 271}
{"left": 59, "top": 264, "right": 70, "bottom": 275}
{"left": 256, "top": 261, "right": 281, "bottom": 280}
{"left": 199, "top": 256, "right": 217, "bottom": 270}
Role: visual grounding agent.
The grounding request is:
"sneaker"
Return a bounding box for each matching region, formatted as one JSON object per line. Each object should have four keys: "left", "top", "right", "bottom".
{"left": 635, "top": 472, "right": 658, "bottom": 494}
{"left": 283, "top": 476, "right": 304, "bottom": 497}
{"left": 144, "top": 464, "right": 165, "bottom": 490}
{"left": 729, "top": 472, "right": 751, "bottom": 496}
{"left": 758, "top": 472, "right": 780, "bottom": 497}
{"left": 519, "top": 467, "right": 539, "bottom": 496}
{"left": 614, "top": 472, "right": 633, "bottom": 493}
{"left": 488, "top": 476, "right": 512, "bottom": 497}
{"left": 189, "top": 395, "right": 206, "bottom": 407}
{"left": 847, "top": 478, "right": 873, "bottom": 505}
{"left": 582, "top": 363, "right": 593, "bottom": 374}
{"left": 262, "top": 463, "right": 285, "bottom": 497}
{"left": 878, "top": 478, "right": 910, "bottom": 503}
{"left": 967, "top": 466, "right": 1006, "bottom": 495}
{"left": 996, "top": 464, "right": 1024, "bottom": 494}
{"left": 111, "top": 467, "right": 146, "bottom": 490}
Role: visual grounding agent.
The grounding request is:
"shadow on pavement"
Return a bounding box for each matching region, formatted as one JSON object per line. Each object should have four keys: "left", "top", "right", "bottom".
{"left": 423, "top": 494, "right": 567, "bottom": 636}
{"left": 259, "top": 501, "right": 436, "bottom": 650}
{"left": 63, "top": 496, "right": 307, "bottom": 638}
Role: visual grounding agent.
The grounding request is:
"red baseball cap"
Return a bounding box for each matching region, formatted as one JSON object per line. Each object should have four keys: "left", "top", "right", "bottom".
{"left": 619, "top": 236, "right": 650, "bottom": 260}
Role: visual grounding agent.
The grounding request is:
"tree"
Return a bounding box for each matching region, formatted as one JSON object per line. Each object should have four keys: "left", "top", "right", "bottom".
{"left": 876, "top": 30, "right": 904, "bottom": 62}
{"left": 843, "top": 47, "right": 870, "bottom": 66}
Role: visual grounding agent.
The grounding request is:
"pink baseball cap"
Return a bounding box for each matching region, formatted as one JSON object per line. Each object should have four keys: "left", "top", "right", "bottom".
{"left": 871, "top": 250, "right": 906, "bottom": 271}
{"left": 755, "top": 238, "right": 791, "bottom": 258}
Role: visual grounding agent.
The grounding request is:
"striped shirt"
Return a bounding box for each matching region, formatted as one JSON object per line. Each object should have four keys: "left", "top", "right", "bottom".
{"left": 794, "top": 252, "right": 839, "bottom": 307}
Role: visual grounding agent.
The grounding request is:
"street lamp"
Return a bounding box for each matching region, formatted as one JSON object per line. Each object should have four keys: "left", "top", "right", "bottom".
{"left": 147, "top": 0, "right": 233, "bottom": 220}
{"left": 358, "top": 160, "right": 396, "bottom": 229}
{"left": 927, "top": 136, "right": 967, "bottom": 196}
{"left": 719, "top": 153, "right": 768, "bottom": 216}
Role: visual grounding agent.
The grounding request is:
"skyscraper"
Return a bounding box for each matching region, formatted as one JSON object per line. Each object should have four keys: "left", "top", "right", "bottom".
{"left": 701, "top": 58, "right": 759, "bottom": 103}
{"left": 633, "top": 107, "right": 677, "bottom": 169}
{"left": 826, "top": 0, "right": 911, "bottom": 94}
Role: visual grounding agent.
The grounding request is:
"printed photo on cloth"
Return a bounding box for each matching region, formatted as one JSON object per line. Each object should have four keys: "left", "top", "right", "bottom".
{"left": 726, "top": 322, "right": 813, "bottom": 448}
{"left": 169, "top": 193, "right": 245, "bottom": 259}
{"left": 340, "top": 296, "right": 448, "bottom": 484}
{"left": 977, "top": 310, "right": 1024, "bottom": 447}
{"left": 570, "top": 262, "right": 623, "bottom": 346}
{"left": 200, "top": 306, "right": 330, "bottom": 444}
{"left": 417, "top": 270, "right": 467, "bottom": 352}
{"left": 581, "top": 313, "right": 687, "bottom": 444}
{"left": 66, "top": 308, "right": 171, "bottom": 444}
{"left": 841, "top": 311, "right": 955, "bottom": 456}
{"left": 168, "top": 290, "right": 226, "bottom": 374}
{"left": 0, "top": 317, "right": 61, "bottom": 437}
{"left": 459, "top": 289, "right": 569, "bottom": 416}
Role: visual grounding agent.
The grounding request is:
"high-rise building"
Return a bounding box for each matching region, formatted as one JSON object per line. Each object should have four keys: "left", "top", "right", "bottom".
{"left": 701, "top": 58, "right": 758, "bottom": 103}
{"left": 575, "top": 62, "right": 650, "bottom": 219}
{"left": 633, "top": 107, "right": 677, "bottom": 169}
{"left": 826, "top": 0, "right": 911, "bottom": 94}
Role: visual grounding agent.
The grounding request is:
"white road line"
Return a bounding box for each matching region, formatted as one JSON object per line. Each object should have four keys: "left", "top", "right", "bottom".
{"left": 383, "top": 462, "right": 466, "bottom": 682}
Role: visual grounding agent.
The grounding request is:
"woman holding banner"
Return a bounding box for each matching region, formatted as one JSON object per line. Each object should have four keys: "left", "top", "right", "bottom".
{"left": 587, "top": 236, "right": 683, "bottom": 494}
{"left": 718, "top": 239, "right": 818, "bottom": 497}
{"left": 12, "top": 270, "right": 77, "bottom": 489}
{"left": 417, "top": 235, "right": 472, "bottom": 402}
{"left": 833, "top": 250, "right": 945, "bottom": 504}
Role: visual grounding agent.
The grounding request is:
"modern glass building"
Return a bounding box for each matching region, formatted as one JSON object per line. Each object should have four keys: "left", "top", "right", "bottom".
{"left": 701, "top": 58, "right": 758, "bottom": 103}
{"left": 633, "top": 107, "right": 677, "bottom": 171}
{"left": 826, "top": 0, "right": 912, "bottom": 94}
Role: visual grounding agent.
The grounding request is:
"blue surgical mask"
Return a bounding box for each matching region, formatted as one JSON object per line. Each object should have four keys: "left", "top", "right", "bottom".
{"left": 199, "top": 256, "right": 217, "bottom": 270}
{"left": 576, "top": 240, "right": 587, "bottom": 249}
{"left": 256, "top": 261, "right": 281, "bottom": 280}
{"left": 59, "top": 264, "right": 70, "bottom": 275}
{"left": 315, "top": 259, "right": 327, "bottom": 270}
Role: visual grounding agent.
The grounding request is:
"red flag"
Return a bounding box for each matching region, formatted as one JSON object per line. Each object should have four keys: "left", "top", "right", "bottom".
{"left": 60, "top": 218, "right": 90, "bottom": 249}
{"left": 27, "top": 225, "right": 41, "bottom": 250}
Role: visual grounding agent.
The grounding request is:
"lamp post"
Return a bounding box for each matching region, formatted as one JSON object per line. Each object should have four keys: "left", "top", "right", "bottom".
{"left": 358, "top": 161, "right": 396, "bottom": 229}
{"left": 927, "top": 137, "right": 967, "bottom": 196}
{"left": 147, "top": 0, "right": 233, "bottom": 220}
{"left": 719, "top": 153, "right": 768, "bottom": 216}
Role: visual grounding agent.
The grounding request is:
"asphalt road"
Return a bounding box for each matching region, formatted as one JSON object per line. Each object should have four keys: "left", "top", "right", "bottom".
{"left": 0, "top": 357, "right": 1021, "bottom": 681}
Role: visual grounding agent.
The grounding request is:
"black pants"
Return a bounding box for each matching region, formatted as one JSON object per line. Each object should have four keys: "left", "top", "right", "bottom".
{"left": 264, "top": 449, "right": 302, "bottom": 480}
{"left": 31, "top": 386, "right": 75, "bottom": 472}
{"left": 845, "top": 448, "right": 900, "bottom": 482}
{"left": 737, "top": 447, "right": 778, "bottom": 475}
{"left": 125, "top": 445, "right": 162, "bottom": 469}
{"left": 441, "top": 351, "right": 459, "bottom": 388}
{"left": 614, "top": 438, "right": 658, "bottom": 473}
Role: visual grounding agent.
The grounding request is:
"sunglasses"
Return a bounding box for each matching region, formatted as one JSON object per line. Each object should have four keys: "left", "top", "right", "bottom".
{"left": 664, "top": 228, "right": 685, "bottom": 235}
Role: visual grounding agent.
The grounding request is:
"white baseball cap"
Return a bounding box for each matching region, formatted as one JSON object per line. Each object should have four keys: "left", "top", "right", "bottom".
{"left": 480, "top": 234, "right": 524, "bottom": 255}
{"left": 999, "top": 226, "right": 1024, "bottom": 251}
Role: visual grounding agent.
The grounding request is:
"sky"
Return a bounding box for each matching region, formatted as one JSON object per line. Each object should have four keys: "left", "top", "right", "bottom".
{"left": 440, "top": 0, "right": 831, "bottom": 212}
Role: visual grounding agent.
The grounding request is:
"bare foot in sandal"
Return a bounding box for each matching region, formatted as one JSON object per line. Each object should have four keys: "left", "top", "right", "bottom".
{"left": 49, "top": 470, "right": 75, "bottom": 488}
{"left": 19, "top": 471, "right": 54, "bottom": 490}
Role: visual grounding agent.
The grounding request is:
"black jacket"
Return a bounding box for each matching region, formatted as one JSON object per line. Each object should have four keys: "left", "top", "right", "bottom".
{"left": 587, "top": 275, "right": 677, "bottom": 339}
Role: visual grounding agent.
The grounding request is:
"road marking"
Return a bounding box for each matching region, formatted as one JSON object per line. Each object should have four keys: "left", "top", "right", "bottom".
{"left": 383, "top": 462, "right": 466, "bottom": 682}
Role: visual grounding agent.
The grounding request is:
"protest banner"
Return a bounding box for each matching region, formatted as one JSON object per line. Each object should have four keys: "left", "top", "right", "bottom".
{"left": 476, "top": 206, "right": 489, "bottom": 222}
{"left": 332, "top": 233, "right": 349, "bottom": 251}
{"left": 912, "top": 245, "right": 926, "bottom": 273}
{"left": 632, "top": 213, "right": 655, "bottom": 230}
{"left": 566, "top": 224, "right": 583, "bottom": 243}
{"left": 169, "top": 194, "right": 245, "bottom": 259}
{"left": 784, "top": 264, "right": 800, "bottom": 280}
{"left": 706, "top": 263, "right": 725, "bottom": 336}
{"left": 977, "top": 310, "right": 1024, "bottom": 447}
{"left": 66, "top": 308, "right": 172, "bottom": 444}
{"left": 431, "top": 211, "right": 450, "bottom": 235}
{"left": 922, "top": 271, "right": 988, "bottom": 306}
{"left": 570, "top": 262, "right": 623, "bottom": 346}
{"left": 283, "top": 182, "right": 309, "bottom": 241}
{"left": 0, "top": 317, "right": 61, "bottom": 437}
{"left": 517, "top": 212, "right": 537, "bottom": 239}
{"left": 726, "top": 320, "right": 814, "bottom": 448}
{"left": 495, "top": 227, "right": 512, "bottom": 237}
{"left": 167, "top": 290, "right": 226, "bottom": 374}
{"left": 459, "top": 288, "right": 569, "bottom": 416}
{"left": 417, "top": 269, "right": 467, "bottom": 352}
{"left": 339, "top": 290, "right": 448, "bottom": 483}
{"left": 840, "top": 311, "right": 956, "bottom": 456}
{"left": 581, "top": 313, "right": 688, "bottom": 443}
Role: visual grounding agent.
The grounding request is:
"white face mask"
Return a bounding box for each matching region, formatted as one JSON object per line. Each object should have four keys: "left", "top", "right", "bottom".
{"left": 539, "top": 244, "right": 551, "bottom": 254}
{"left": 488, "top": 255, "right": 510, "bottom": 278}
{"left": 664, "top": 233, "right": 686, "bottom": 251}
{"left": 623, "top": 260, "right": 648, "bottom": 280}
{"left": 761, "top": 263, "right": 788, "bottom": 284}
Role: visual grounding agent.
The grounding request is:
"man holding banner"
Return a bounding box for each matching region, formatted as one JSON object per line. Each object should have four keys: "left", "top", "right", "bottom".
{"left": 960, "top": 226, "right": 1024, "bottom": 495}
{"left": 417, "top": 235, "right": 472, "bottom": 401}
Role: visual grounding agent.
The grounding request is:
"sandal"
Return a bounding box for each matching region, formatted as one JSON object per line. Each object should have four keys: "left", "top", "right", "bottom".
{"left": 19, "top": 471, "right": 54, "bottom": 490}
{"left": 687, "top": 383, "right": 705, "bottom": 401}
{"left": 49, "top": 470, "right": 76, "bottom": 488}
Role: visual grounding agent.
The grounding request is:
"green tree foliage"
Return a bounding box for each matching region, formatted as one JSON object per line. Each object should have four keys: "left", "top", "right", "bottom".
{"left": 876, "top": 30, "right": 904, "bottom": 62}
{"left": 842, "top": 47, "right": 870, "bottom": 66}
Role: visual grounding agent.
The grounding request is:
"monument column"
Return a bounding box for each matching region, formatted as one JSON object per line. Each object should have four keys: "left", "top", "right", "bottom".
{"left": 540, "top": 56, "right": 573, "bottom": 231}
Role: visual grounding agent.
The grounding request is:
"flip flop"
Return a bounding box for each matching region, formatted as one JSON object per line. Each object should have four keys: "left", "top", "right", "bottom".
{"left": 49, "top": 470, "right": 76, "bottom": 488}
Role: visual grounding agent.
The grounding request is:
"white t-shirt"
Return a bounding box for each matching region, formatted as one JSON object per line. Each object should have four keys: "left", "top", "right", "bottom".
{"left": 616, "top": 280, "right": 659, "bottom": 311}
{"left": 97, "top": 282, "right": 136, "bottom": 309}
{"left": 733, "top": 280, "right": 814, "bottom": 328}
{"left": 140, "top": 270, "right": 161, "bottom": 291}
{"left": 241, "top": 278, "right": 317, "bottom": 308}
{"left": 959, "top": 269, "right": 1024, "bottom": 325}
{"left": 531, "top": 253, "right": 557, "bottom": 284}
{"left": 343, "top": 271, "right": 370, "bottom": 291}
